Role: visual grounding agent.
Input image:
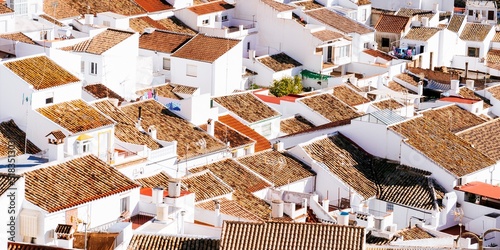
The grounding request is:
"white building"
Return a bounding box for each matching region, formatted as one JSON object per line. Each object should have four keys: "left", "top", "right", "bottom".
{"left": 0, "top": 4, "right": 15, "bottom": 33}
{"left": 465, "top": 0, "right": 497, "bottom": 24}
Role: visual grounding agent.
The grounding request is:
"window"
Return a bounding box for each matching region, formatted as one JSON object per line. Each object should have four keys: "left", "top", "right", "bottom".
{"left": 202, "top": 19, "right": 209, "bottom": 25}
{"left": 163, "top": 58, "right": 171, "bottom": 70}
{"left": 468, "top": 47, "right": 479, "bottom": 57}
{"left": 247, "top": 42, "right": 251, "bottom": 52}
{"left": 469, "top": 9, "right": 473, "bottom": 16}
{"left": 186, "top": 64, "right": 197, "bottom": 77}
{"left": 80, "top": 61, "right": 85, "bottom": 73}
{"left": 261, "top": 123, "right": 271, "bottom": 137}
{"left": 82, "top": 140, "right": 91, "bottom": 153}
{"left": 40, "top": 31, "right": 47, "bottom": 40}
{"left": 45, "top": 97, "right": 53, "bottom": 104}
{"left": 386, "top": 203, "right": 394, "bottom": 212}
{"left": 222, "top": 15, "right": 228, "bottom": 22}
{"left": 90, "top": 62, "right": 97, "bottom": 75}
{"left": 488, "top": 10, "right": 495, "bottom": 20}
{"left": 120, "top": 196, "right": 129, "bottom": 213}
{"left": 381, "top": 38, "right": 390, "bottom": 47}
{"left": 103, "top": 20, "right": 111, "bottom": 27}
{"left": 363, "top": 42, "right": 369, "bottom": 49}
{"left": 338, "top": 45, "right": 350, "bottom": 58}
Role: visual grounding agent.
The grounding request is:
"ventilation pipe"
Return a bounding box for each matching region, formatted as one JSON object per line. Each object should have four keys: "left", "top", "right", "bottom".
{"left": 168, "top": 178, "right": 181, "bottom": 198}
{"left": 271, "top": 200, "right": 284, "bottom": 218}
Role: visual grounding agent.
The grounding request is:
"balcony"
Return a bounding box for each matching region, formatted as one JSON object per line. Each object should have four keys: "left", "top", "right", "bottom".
{"left": 199, "top": 18, "right": 257, "bottom": 39}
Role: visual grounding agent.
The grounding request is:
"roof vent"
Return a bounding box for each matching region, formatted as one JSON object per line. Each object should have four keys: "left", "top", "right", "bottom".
{"left": 143, "top": 27, "right": 155, "bottom": 34}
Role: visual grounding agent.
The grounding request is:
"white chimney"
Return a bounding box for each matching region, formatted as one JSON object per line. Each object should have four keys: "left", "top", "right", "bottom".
{"left": 168, "top": 178, "right": 181, "bottom": 198}
{"left": 207, "top": 119, "right": 215, "bottom": 137}
{"left": 451, "top": 79, "right": 460, "bottom": 94}
{"left": 322, "top": 199, "right": 330, "bottom": 211}
{"left": 338, "top": 211, "right": 349, "bottom": 226}
{"left": 271, "top": 200, "right": 284, "bottom": 218}
{"left": 152, "top": 187, "right": 164, "bottom": 204}
{"left": 433, "top": 3, "right": 439, "bottom": 13}
{"left": 84, "top": 14, "right": 94, "bottom": 25}
{"left": 272, "top": 141, "right": 284, "bottom": 151}
{"left": 214, "top": 200, "right": 222, "bottom": 227}
{"left": 421, "top": 17, "right": 429, "bottom": 27}
{"left": 46, "top": 131, "right": 66, "bottom": 162}
{"left": 466, "top": 80, "right": 474, "bottom": 90}
{"left": 249, "top": 49, "right": 256, "bottom": 60}
{"left": 148, "top": 125, "right": 157, "bottom": 140}
{"left": 156, "top": 203, "right": 169, "bottom": 222}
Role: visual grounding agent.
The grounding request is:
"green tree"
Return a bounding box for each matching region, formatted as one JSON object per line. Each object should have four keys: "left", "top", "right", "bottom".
{"left": 269, "top": 75, "right": 303, "bottom": 97}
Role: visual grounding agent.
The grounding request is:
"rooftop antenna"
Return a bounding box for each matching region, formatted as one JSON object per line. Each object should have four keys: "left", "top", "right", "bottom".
{"left": 454, "top": 207, "right": 464, "bottom": 240}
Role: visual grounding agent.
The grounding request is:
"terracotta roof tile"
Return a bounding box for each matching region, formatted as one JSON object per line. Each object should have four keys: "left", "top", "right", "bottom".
{"left": 493, "top": 31, "right": 500, "bottom": 42}
{"left": 374, "top": 14, "right": 410, "bottom": 33}
{"left": 299, "top": 93, "right": 361, "bottom": 123}
{"left": 458, "top": 87, "right": 491, "bottom": 108}
{"left": 294, "top": 0, "right": 323, "bottom": 10}
{"left": 46, "top": 130, "right": 66, "bottom": 140}
{"left": 37, "top": 99, "right": 114, "bottom": 133}
{"left": 200, "top": 121, "right": 255, "bottom": 149}
{"left": 24, "top": 154, "right": 139, "bottom": 213}
{"left": 221, "top": 221, "right": 366, "bottom": 250}
{"left": 137, "top": 84, "right": 182, "bottom": 100}
{"left": 396, "top": 8, "right": 434, "bottom": 18}
{"left": 156, "top": 16, "right": 197, "bottom": 35}
{"left": 171, "top": 34, "right": 240, "bottom": 63}
{"left": 213, "top": 93, "right": 280, "bottom": 123}
{"left": 129, "top": 16, "right": 171, "bottom": 33}
{"left": 121, "top": 100, "right": 226, "bottom": 158}
{"left": 387, "top": 80, "right": 416, "bottom": 93}
{"left": 393, "top": 73, "right": 420, "bottom": 87}
{"left": 261, "top": 0, "right": 295, "bottom": 12}
{"left": 0, "top": 120, "right": 40, "bottom": 157}
{"left": 307, "top": 8, "right": 373, "bottom": 35}
{"left": 196, "top": 198, "right": 264, "bottom": 222}
{"left": 302, "top": 134, "right": 444, "bottom": 209}
{"left": 188, "top": 0, "right": 234, "bottom": 15}
{"left": 133, "top": 0, "right": 173, "bottom": 12}
{"left": 0, "top": 32, "right": 36, "bottom": 44}
{"left": 68, "top": 29, "right": 135, "bottom": 55}
{"left": 407, "top": 67, "right": 459, "bottom": 84}
{"left": 92, "top": 100, "right": 162, "bottom": 150}
{"left": 0, "top": 173, "right": 20, "bottom": 196}
{"left": 0, "top": 3, "right": 13, "bottom": 14}
{"left": 389, "top": 116, "right": 495, "bottom": 177}
{"left": 84, "top": 83, "right": 125, "bottom": 104}
{"left": 127, "top": 234, "right": 219, "bottom": 250}
{"left": 44, "top": 0, "right": 145, "bottom": 19}
{"left": 457, "top": 118, "right": 500, "bottom": 161}
{"left": 367, "top": 225, "right": 435, "bottom": 245}
{"left": 39, "top": 14, "right": 65, "bottom": 26}
{"left": 363, "top": 49, "right": 397, "bottom": 61}
{"left": 257, "top": 52, "right": 302, "bottom": 71}
{"left": 421, "top": 105, "right": 485, "bottom": 133}
{"left": 357, "top": 0, "right": 370, "bottom": 5}
{"left": 3, "top": 56, "right": 80, "bottom": 90}
{"left": 372, "top": 99, "right": 404, "bottom": 110}
{"left": 333, "top": 85, "right": 370, "bottom": 106}
{"left": 218, "top": 114, "right": 271, "bottom": 152}
{"left": 486, "top": 49, "right": 500, "bottom": 70}
{"left": 312, "top": 29, "right": 344, "bottom": 41}
{"left": 280, "top": 115, "right": 315, "bottom": 134}
{"left": 172, "top": 84, "right": 198, "bottom": 95}
{"left": 139, "top": 30, "right": 193, "bottom": 53}
{"left": 447, "top": 14, "right": 465, "bottom": 33}
{"left": 403, "top": 27, "right": 441, "bottom": 41}
{"left": 8, "top": 242, "right": 69, "bottom": 250}
{"left": 460, "top": 23, "right": 492, "bottom": 41}
{"left": 488, "top": 84, "right": 500, "bottom": 99}
{"left": 237, "top": 151, "right": 315, "bottom": 187}
{"left": 191, "top": 159, "right": 272, "bottom": 220}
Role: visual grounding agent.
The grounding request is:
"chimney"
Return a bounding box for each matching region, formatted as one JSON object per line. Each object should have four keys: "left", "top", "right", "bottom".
{"left": 168, "top": 178, "right": 181, "bottom": 198}
{"left": 207, "top": 119, "right": 215, "bottom": 137}
{"left": 148, "top": 125, "right": 157, "bottom": 140}
{"left": 272, "top": 141, "right": 284, "bottom": 151}
{"left": 451, "top": 79, "right": 460, "bottom": 94}
{"left": 214, "top": 200, "right": 222, "bottom": 227}
{"left": 271, "top": 200, "right": 284, "bottom": 218}
{"left": 152, "top": 187, "right": 164, "bottom": 204}
{"left": 338, "top": 211, "right": 349, "bottom": 226}
{"left": 421, "top": 17, "right": 429, "bottom": 27}
{"left": 84, "top": 14, "right": 94, "bottom": 25}
{"left": 136, "top": 106, "right": 142, "bottom": 128}
{"left": 46, "top": 131, "right": 66, "bottom": 162}
{"left": 416, "top": 81, "right": 424, "bottom": 107}
{"left": 322, "top": 199, "right": 330, "bottom": 211}
{"left": 156, "top": 203, "right": 169, "bottom": 222}
{"left": 466, "top": 80, "right": 474, "bottom": 90}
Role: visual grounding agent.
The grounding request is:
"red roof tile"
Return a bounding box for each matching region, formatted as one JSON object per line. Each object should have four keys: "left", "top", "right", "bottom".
{"left": 68, "top": 29, "right": 135, "bottom": 55}
{"left": 374, "top": 14, "right": 410, "bottom": 34}
{"left": 139, "top": 30, "right": 193, "bottom": 53}
{"left": 171, "top": 34, "right": 240, "bottom": 63}
{"left": 439, "top": 96, "right": 479, "bottom": 104}
{"left": 188, "top": 0, "right": 234, "bottom": 15}
{"left": 134, "top": 0, "right": 173, "bottom": 12}
{"left": 307, "top": 8, "right": 373, "bottom": 35}
{"left": 218, "top": 114, "right": 271, "bottom": 152}
{"left": 455, "top": 181, "right": 500, "bottom": 199}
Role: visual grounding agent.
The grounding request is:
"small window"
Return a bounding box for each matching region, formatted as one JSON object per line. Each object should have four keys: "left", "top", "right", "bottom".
{"left": 247, "top": 42, "right": 251, "bottom": 52}
{"left": 163, "top": 58, "right": 171, "bottom": 70}
{"left": 45, "top": 92, "right": 54, "bottom": 104}
{"left": 338, "top": 45, "right": 350, "bottom": 58}
{"left": 222, "top": 15, "right": 228, "bottom": 22}
{"left": 90, "top": 62, "right": 98, "bottom": 75}
{"left": 386, "top": 203, "right": 394, "bottom": 212}
{"left": 120, "top": 196, "right": 129, "bottom": 214}
{"left": 82, "top": 140, "right": 91, "bottom": 153}
{"left": 488, "top": 10, "right": 495, "bottom": 20}
{"left": 381, "top": 38, "right": 390, "bottom": 47}
{"left": 467, "top": 47, "right": 479, "bottom": 57}
{"left": 262, "top": 123, "right": 271, "bottom": 136}
{"left": 202, "top": 19, "right": 209, "bottom": 25}
{"left": 363, "top": 42, "right": 369, "bottom": 49}
{"left": 469, "top": 9, "right": 473, "bottom": 16}
{"left": 186, "top": 64, "right": 197, "bottom": 77}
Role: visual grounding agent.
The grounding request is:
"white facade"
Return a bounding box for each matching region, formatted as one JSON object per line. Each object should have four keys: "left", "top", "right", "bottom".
{"left": 370, "top": 0, "right": 453, "bottom": 13}
{"left": 6, "top": 0, "right": 42, "bottom": 17}
{"left": 0, "top": 177, "right": 24, "bottom": 244}
{"left": 0, "top": 10, "right": 15, "bottom": 33}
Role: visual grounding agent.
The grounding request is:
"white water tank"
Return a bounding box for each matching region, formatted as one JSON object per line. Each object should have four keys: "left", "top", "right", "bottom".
{"left": 156, "top": 203, "right": 169, "bottom": 221}
{"left": 466, "top": 80, "right": 474, "bottom": 90}
{"left": 168, "top": 178, "right": 181, "bottom": 198}
{"left": 271, "top": 200, "right": 284, "bottom": 218}
{"left": 152, "top": 187, "right": 164, "bottom": 204}
{"left": 84, "top": 14, "right": 94, "bottom": 25}
{"left": 338, "top": 211, "right": 349, "bottom": 226}
{"left": 451, "top": 79, "right": 460, "bottom": 94}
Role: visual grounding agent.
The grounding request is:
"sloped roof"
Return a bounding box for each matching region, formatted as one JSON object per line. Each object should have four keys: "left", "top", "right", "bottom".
{"left": 84, "top": 83, "right": 125, "bottom": 104}
{"left": 92, "top": 100, "right": 162, "bottom": 150}
{"left": 0, "top": 32, "right": 36, "bottom": 44}
{"left": 0, "top": 120, "right": 40, "bottom": 157}
{"left": 44, "top": 0, "right": 144, "bottom": 19}
{"left": 393, "top": 73, "right": 420, "bottom": 87}
{"left": 455, "top": 181, "right": 500, "bottom": 200}
{"left": 237, "top": 150, "right": 315, "bottom": 187}
{"left": 488, "top": 84, "right": 500, "bottom": 99}
{"left": 387, "top": 80, "right": 416, "bottom": 93}
{"left": 447, "top": 14, "right": 465, "bottom": 33}
{"left": 0, "top": 3, "right": 13, "bottom": 14}
{"left": 127, "top": 234, "right": 219, "bottom": 250}
{"left": 199, "top": 121, "right": 255, "bottom": 149}
{"left": 67, "top": 29, "right": 135, "bottom": 55}
{"left": 220, "top": 221, "right": 365, "bottom": 250}
{"left": 421, "top": 105, "right": 485, "bottom": 133}
{"left": 188, "top": 0, "right": 234, "bottom": 15}
{"left": 139, "top": 30, "right": 193, "bottom": 54}
{"left": 307, "top": 8, "right": 373, "bottom": 35}
{"left": 372, "top": 99, "right": 404, "bottom": 110}
{"left": 39, "top": 14, "right": 64, "bottom": 27}
{"left": 37, "top": 99, "right": 114, "bottom": 134}
{"left": 493, "top": 31, "right": 500, "bottom": 42}
{"left": 136, "top": 84, "right": 182, "bottom": 100}
{"left": 257, "top": 53, "right": 302, "bottom": 71}
{"left": 374, "top": 14, "right": 410, "bottom": 34}
{"left": 332, "top": 85, "right": 370, "bottom": 106}
{"left": 280, "top": 115, "right": 315, "bottom": 134}
{"left": 134, "top": 0, "right": 173, "bottom": 12}
{"left": 0, "top": 173, "right": 21, "bottom": 196}
{"left": 196, "top": 198, "right": 263, "bottom": 222}
{"left": 294, "top": 1, "right": 324, "bottom": 10}
{"left": 366, "top": 225, "right": 436, "bottom": 245}
{"left": 457, "top": 118, "right": 500, "bottom": 161}
{"left": 156, "top": 16, "right": 197, "bottom": 35}
{"left": 363, "top": 49, "right": 397, "bottom": 61}
{"left": 486, "top": 49, "right": 500, "bottom": 70}
{"left": 312, "top": 29, "right": 344, "bottom": 41}
{"left": 171, "top": 34, "right": 240, "bottom": 63}
{"left": 389, "top": 116, "right": 495, "bottom": 177}
{"left": 460, "top": 23, "right": 492, "bottom": 41}
{"left": 24, "top": 154, "right": 139, "bottom": 213}
{"left": 299, "top": 93, "right": 361, "bottom": 123}
{"left": 120, "top": 100, "right": 226, "bottom": 159}
{"left": 3, "top": 55, "right": 80, "bottom": 90}
{"left": 218, "top": 114, "right": 271, "bottom": 152}
{"left": 129, "top": 16, "right": 170, "bottom": 33}
{"left": 403, "top": 27, "right": 441, "bottom": 41}
{"left": 261, "top": 0, "right": 295, "bottom": 12}
{"left": 8, "top": 242, "right": 68, "bottom": 250}
{"left": 213, "top": 93, "right": 280, "bottom": 123}
{"left": 190, "top": 159, "right": 272, "bottom": 220}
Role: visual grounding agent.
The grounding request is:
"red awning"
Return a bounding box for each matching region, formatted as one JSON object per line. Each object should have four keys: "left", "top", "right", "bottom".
{"left": 455, "top": 182, "right": 500, "bottom": 200}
